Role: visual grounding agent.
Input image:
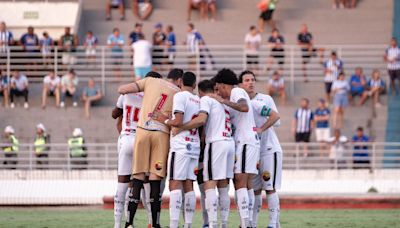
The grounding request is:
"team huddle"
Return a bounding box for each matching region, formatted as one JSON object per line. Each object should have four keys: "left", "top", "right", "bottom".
{"left": 112, "top": 68, "right": 283, "bottom": 228}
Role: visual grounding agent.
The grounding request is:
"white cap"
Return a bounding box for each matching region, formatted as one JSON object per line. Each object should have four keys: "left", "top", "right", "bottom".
{"left": 36, "top": 123, "right": 46, "bottom": 132}
{"left": 72, "top": 128, "right": 83, "bottom": 137}
{"left": 4, "top": 126, "right": 15, "bottom": 134}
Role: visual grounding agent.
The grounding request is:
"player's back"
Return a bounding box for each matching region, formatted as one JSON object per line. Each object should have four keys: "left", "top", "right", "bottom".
{"left": 136, "top": 77, "right": 180, "bottom": 133}
{"left": 117, "top": 93, "right": 143, "bottom": 135}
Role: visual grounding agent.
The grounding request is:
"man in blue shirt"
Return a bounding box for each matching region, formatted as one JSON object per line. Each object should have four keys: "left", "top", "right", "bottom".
{"left": 166, "top": 25, "right": 176, "bottom": 67}
{"left": 352, "top": 127, "right": 370, "bottom": 168}
{"left": 20, "top": 26, "right": 39, "bottom": 52}
{"left": 314, "top": 99, "right": 330, "bottom": 142}
{"left": 107, "top": 28, "right": 125, "bottom": 77}
{"left": 349, "top": 67, "right": 367, "bottom": 105}
{"left": 129, "top": 23, "right": 144, "bottom": 45}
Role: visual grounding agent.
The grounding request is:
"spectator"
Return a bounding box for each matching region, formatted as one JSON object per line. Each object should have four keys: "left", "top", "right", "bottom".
{"left": 384, "top": 37, "right": 400, "bottom": 95}
{"left": 292, "top": 98, "right": 314, "bottom": 156}
{"left": 10, "top": 70, "right": 29, "bottom": 109}
{"left": 244, "top": 25, "right": 262, "bottom": 72}
{"left": 132, "top": 0, "right": 153, "bottom": 20}
{"left": 82, "top": 78, "right": 102, "bottom": 119}
{"left": 60, "top": 69, "right": 79, "bottom": 108}
{"left": 68, "top": 128, "right": 87, "bottom": 169}
{"left": 267, "top": 70, "right": 286, "bottom": 105}
{"left": 349, "top": 67, "right": 368, "bottom": 105}
{"left": 185, "top": 23, "right": 205, "bottom": 71}
{"left": 132, "top": 34, "right": 152, "bottom": 80}
{"left": 34, "top": 123, "right": 50, "bottom": 168}
{"left": 297, "top": 24, "right": 324, "bottom": 82}
{"left": 323, "top": 51, "right": 343, "bottom": 104}
{"left": 166, "top": 25, "right": 176, "bottom": 67}
{"left": 204, "top": 0, "right": 217, "bottom": 21}
{"left": 360, "top": 69, "right": 386, "bottom": 107}
{"left": 332, "top": 0, "right": 357, "bottom": 9}
{"left": 152, "top": 23, "right": 166, "bottom": 70}
{"left": 267, "top": 28, "right": 285, "bottom": 71}
{"left": 129, "top": 23, "right": 144, "bottom": 45}
{"left": 326, "top": 129, "right": 348, "bottom": 168}
{"left": 2, "top": 126, "right": 19, "bottom": 169}
{"left": 0, "top": 69, "right": 9, "bottom": 107}
{"left": 0, "top": 21, "right": 14, "bottom": 53}
{"left": 39, "top": 32, "right": 53, "bottom": 66}
{"left": 59, "top": 27, "right": 78, "bottom": 66}
{"left": 187, "top": 0, "right": 206, "bottom": 21}
{"left": 20, "top": 26, "right": 39, "bottom": 52}
{"left": 107, "top": 28, "right": 125, "bottom": 77}
{"left": 352, "top": 127, "right": 370, "bottom": 168}
{"left": 42, "top": 71, "right": 61, "bottom": 109}
{"left": 257, "top": 0, "right": 278, "bottom": 32}
{"left": 83, "top": 31, "right": 98, "bottom": 66}
{"left": 106, "top": 0, "right": 125, "bottom": 21}
{"left": 331, "top": 72, "right": 350, "bottom": 129}
{"left": 314, "top": 99, "right": 331, "bottom": 154}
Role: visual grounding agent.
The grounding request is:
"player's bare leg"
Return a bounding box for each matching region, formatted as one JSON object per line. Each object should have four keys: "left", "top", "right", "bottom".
{"left": 217, "top": 179, "right": 230, "bottom": 228}
{"left": 234, "top": 173, "right": 250, "bottom": 228}
{"left": 266, "top": 189, "right": 280, "bottom": 228}
{"left": 115, "top": 175, "right": 130, "bottom": 228}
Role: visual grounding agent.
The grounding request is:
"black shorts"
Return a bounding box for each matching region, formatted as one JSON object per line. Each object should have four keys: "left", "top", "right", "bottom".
{"left": 49, "top": 90, "right": 55, "bottom": 96}
{"left": 152, "top": 49, "right": 166, "bottom": 65}
{"left": 246, "top": 54, "right": 259, "bottom": 65}
{"left": 388, "top": 69, "right": 400, "bottom": 81}
{"left": 260, "top": 9, "right": 274, "bottom": 21}
{"left": 271, "top": 48, "right": 285, "bottom": 65}
{"left": 301, "top": 48, "right": 317, "bottom": 64}
{"left": 325, "top": 82, "right": 333, "bottom": 94}
{"left": 295, "top": 132, "right": 311, "bottom": 142}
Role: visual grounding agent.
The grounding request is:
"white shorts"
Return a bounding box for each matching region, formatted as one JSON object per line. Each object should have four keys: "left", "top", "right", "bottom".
{"left": 117, "top": 134, "right": 135, "bottom": 176}
{"left": 167, "top": 151, "right": 199, "bottom": 181}
{"left": 203, "top": 140, "right": 235, "bottom": 181}
{"left": 234, "top": 144, "right": 260, "bottom": 175}
{"left": 85, "top": 48, "right": 96, "bottom": 56}
{"left": 253, "top": 151, "right": 282, "bottom": 191}
{"left": 316, "top": 128, "right": 330, "bottom": 142}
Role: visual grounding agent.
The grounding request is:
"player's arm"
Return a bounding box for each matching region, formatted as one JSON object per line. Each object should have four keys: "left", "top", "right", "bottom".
{"left": 165, "top": 112, "right": 184, "bottom": 128}
{"left": 209, "top": 93, "right": 249, "bottom": 112}
{"left": 116, "top": 116, "right": 122, "bottom": 134}
{"left": 111, "top": 107, "right": 123, "bottom": 119}
{"left": 179, "top": 112, "right": 208, "bottom": 130}
{"left": 118, "top": 82, "right": 140, "bottom": 94}
{"left": 256, "top": 106, "right": 280, "bottom": 133}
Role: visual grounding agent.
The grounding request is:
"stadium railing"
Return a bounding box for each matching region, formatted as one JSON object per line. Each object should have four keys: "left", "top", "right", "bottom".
{"left": 0, "top": 44, "right": 387, "bottom": 95}
{"left": 0, "top": 142, "right": 399, "bottom": 170}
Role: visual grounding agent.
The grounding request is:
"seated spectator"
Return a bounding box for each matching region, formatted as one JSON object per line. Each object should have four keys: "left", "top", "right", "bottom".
{"left": 132, "top": 0, "right": 153, "bottom": 20}
{"left": 204, "top": 0, "right": 217, "bottom": 21}
{"left": 267, "top": 28, "right": 285, "bottom": 71}
{"left": 20, "top": 26, "right": 39, "bottom": 52}
{"left": 106, "top": 0, "right": 125, "bottom": 21}
{"left": 34, "top": 123, "right": 50, "bottom": 168}
{"left": 59, "top": 27, "right": 78, "bottom": 66}
{"left": 42, "top": 71, "right": 61, "bottom": 109}
{"left": 132, "top": 34, "right": 152, "bottom": 80}
{"left": 267, "top": 71, "right": 286, "bottom": 105}
{"left": 60, "top": 69, "right": 79, "bottom": 108}
{"left": 68, "top": 128, "right": 87, "bottom": 169}
{"left": 10, "top": 70, "right": 29, "bottom": 109}
{"left": 129, "top": 23, "right": 144, "bottom": 45}
{"left": 332, "top": 0, "right": 357, "bottom": 9}
{"left": 349, "top": 67, "right": 368, "bottom": 105}
{"left": 323, "top": 51, "right": 343, "bottom": 104}
{"left": 352, "top": 127, "right": 370, "bottom": 168}
{"left": 257, "top": 0, "right": 278, "bottom": 32}
{"left": 83, "top": 31, "right": 98, "bottom": 65}
{"left": 292, "top": 98, "right": 314, "bottom": 157}
{"left": 331, "top": 72, "right": 350, "bottom": 129}
{"left": 82, "top": 78, "right": 102, "bottom": 119}
{"left": 360, "top": 69, "right": 386, "bottom": 107}
{"left": 2, "top": 126, "right": 19, "bottom": 169}
{"left": 326, "top": 129, "right": 348, "bottom": 168}
{"left": 244, "top": 25, "right": 262, "bottom": 72}
{"left": 314, "top": 99, "right": 331, "bottom": 143}
{"left": 0, "top": 69, "right": 9, "bottom": 107}
{"left": 39, "top": 32, "right": 53, "bottom": 66}
{"left": 107, "top": 28, "right": 125, "bottom": 77}
{"left": 188, "top": 0, "right": 206, "bottom": 21}
{"left": 166, "top": 25, "right": 176, "bottom": 68}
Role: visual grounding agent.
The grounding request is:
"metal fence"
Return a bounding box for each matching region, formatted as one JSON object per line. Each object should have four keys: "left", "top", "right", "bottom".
{"left": 1, "top": 142, "right": 399, "bottom": 170}
{"left": 0, "top": 44, "right": 388, "bottom": 94}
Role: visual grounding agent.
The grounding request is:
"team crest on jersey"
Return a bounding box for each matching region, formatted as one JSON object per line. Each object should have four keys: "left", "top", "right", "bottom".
{"left": 155, "top": 161, "right": 163, "bottom": 170}
{"left": 186, "top": 143, "right": 192, "bottom": 151}
{"left": 262, "top": 171, "right": 271, "bottom": 181}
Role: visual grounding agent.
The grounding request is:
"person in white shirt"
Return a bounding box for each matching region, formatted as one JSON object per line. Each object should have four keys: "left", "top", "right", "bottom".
{"left": 152, "top": 72, "right": 200, "bottom": 228}
{"left": 359, "top": 69, "right": 385, "bottom": 107}
{"left": 132, "top": 34, "right": 152, "bottom": 80}
{"left": 10, "top": 70, "right": 29, "bottom": 109}
{"left": 268, "top": 70, "right": 286, "bottom": 105}
{"left": 239, "top": 70, "right": 282, "bottom": 228}
{"left": 60, "top": 69, "right": 79, "bottom": 108}
{"left": 209, "top": 68, "right": 260, "bottom": 228}
{"left": 384, "top": 37, "right": 400, "bottom": 95}
{"left": 325, "top": 129, "right": 349, "bottom": 168}
{"left": 323, "top": 51, "right": 343, "bottom": 104}
{"left": 42, "top": 71, "right": 61, "bottom": 109}
{"left": 331, "top": 72, "right": 350, "bottom": 129}
{"left": 244, "top": 26, "right": 262, "bottom": 72}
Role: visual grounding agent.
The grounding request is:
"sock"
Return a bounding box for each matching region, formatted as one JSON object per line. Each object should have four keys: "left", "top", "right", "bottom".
{"left": 114, "top": 182, "right": 129, "bottom": 228}
{"left": 169, "top": 189, "right": 182, "bottom": 228}
{"left": 125, "top": 179, "right": 143, "bottom": 227}
{"left": 199, "top": 184, "right": 209, "bottom": 226}
{"left": 267, "top": 192, "right": 280, "bottom": 228}
{"left": 252, "top": 194, "right": 262, "bottom": 227}
{"left": 184, "top": 191, "right": 196, "bottom": 227}
{"left": 236, "top": 188, "right": 249, "bottom": 228}
{"left": 248, "top": 189, "right": 255, "bottom": 227}
{"left": 218, "top": 187, "right": 230, "bottom": 227}
{"left": 142, "top": 182, "right": 152, "bottom": 225}
{"left": 205, "top": 188, "right": 218, "bottom": 227}
{"left": 124, "top": 187, "right": 131, "bottom": 220}
{"left": 149, "top": 180, "right": 162, "bottom": 228}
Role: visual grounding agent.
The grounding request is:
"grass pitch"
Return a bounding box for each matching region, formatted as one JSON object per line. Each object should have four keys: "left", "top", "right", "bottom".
{"left": 0, "top": 207, "right": 399, "bottom": 228}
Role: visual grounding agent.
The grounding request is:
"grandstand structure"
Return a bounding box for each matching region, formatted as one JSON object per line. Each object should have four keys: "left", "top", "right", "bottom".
{"left": 0, "top": 0, "right": 399, "bottom": 205}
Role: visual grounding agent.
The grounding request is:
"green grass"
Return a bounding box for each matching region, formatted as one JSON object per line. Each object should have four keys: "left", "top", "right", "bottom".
{"left": 0, "top": 207, "right": 399, "bottom": 228}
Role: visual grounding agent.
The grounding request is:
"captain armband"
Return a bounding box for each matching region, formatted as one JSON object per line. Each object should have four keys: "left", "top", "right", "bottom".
{"left": 260, "top": 106, "right": 272, "bottom": 117}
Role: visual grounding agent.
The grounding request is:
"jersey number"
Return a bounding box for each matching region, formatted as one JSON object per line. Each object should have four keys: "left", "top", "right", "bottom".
{"left": 155, "top": 93, "right": 168, "bottom": 111}
{"left": 224, "top": 109, "right": 232, "bottom": 136}
{"left": 125, "top": 105, "right": 140, "bottom": 126}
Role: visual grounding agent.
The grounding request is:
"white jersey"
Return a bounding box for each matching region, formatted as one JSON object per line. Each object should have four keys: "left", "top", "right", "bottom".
{"left": 170, "top": 91, "right": 201, "bottom": 158}
{"left": 251, "top": 93, "right": 282, "bottom": 154}
{"left": 229, "top": 87, "right": 259, "bottom": 146}
{"left": 116, "top": 93, "right": 143, "bottom": 135}
{"left": 200, "top": 95, "right": 233, "bottom": 144}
